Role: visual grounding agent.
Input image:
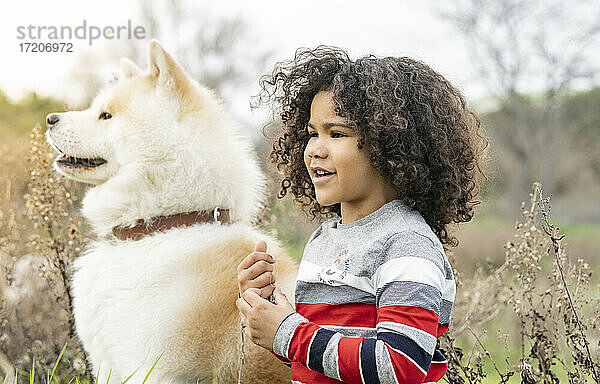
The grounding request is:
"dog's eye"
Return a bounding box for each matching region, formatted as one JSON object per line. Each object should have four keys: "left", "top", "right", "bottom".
{"left": 99, "top": 112, "right": 112, "bottom": 120}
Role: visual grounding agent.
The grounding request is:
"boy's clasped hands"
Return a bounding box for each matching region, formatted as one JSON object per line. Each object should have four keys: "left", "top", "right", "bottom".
{"left": 236, "top": 240, "right": 295, "bottom": 351}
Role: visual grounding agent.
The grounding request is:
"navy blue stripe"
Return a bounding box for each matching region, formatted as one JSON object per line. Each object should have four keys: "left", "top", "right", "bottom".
{"left": 360, "top": 338, "right": 380, "bottom": 384}
{"left": 379, "top": 332, "right": 432, "bottom": 372}
{"left": 308, "top": 328, "right": 336, "bottom": 374}
{"left": 432, "top": 349, "right": 447, "bottom": 362}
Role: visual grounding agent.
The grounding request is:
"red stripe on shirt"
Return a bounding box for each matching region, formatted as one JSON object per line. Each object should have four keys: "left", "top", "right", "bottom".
{"left": 425, "top": 361, "right": 449, "bottom": 382}
{"left": 337, "top": 337, "right": 363, "bottom": 383}
{"left": 437, "top": 322, "right": 449, "bottom": 338}
{"left": 288, "top": 321, "right": 320, "bottom": 366}
{"left": 296, "top": 302, "right": 377, "bottom": 328}
{"left": 285, "top": 303, "right": 447, "bottom": 383}
{"left": 377, "top": 304, "right": 439, "bottom": 336}
{"left": 386, "top": 344, "right": 427, "bottom": 383}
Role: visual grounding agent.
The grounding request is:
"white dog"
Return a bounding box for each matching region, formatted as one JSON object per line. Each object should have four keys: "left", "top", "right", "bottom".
{"left": 45, "top": 40, "right": 297, "bottom": 384}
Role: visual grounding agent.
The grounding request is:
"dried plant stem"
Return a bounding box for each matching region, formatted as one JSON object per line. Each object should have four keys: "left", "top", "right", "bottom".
{"left": 45, "top": 224, "right": 76, "bottom": 337}
{"left": 541, "top": 217, "right": 599, "bottom": 383}
{"left": 442, "top": 334, "right": 476, "bottom": 384}
{"left": 519, "top": 313, "right": 525, "bottom": 363}
{"left": 52, "top": 235, "right": 77, "bottom": 342}
{"left": 238, "top": 317, "right": 245, "bottom": 384}
{"left": 32, "top": 193, "right": 85, "bottom": 370}
{"left": 24, "top": 124, "right": 93, "bottom": 379}
{"left": 468, "top": 326, "right": 512, "bottom": 383}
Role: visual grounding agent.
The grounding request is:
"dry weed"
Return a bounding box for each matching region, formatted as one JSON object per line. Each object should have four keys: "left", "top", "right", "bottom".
{"left": 0, "top": 124, "right": 90, "bottom": 381}
{"left": 442, "top": 183, "right": 600, "bottom": 383}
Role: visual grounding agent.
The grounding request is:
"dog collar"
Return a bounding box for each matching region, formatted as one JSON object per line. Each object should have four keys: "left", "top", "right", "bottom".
{"left": 112, "top": 208, "right": 231, "bottom": 241}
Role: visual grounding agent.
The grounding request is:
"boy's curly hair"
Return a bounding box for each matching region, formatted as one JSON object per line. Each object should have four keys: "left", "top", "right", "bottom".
{"left": 256, "top": 46, "right": 488, "bottom": 247}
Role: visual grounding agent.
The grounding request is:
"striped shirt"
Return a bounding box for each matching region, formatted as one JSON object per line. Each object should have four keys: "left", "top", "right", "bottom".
{"left": 272, "top": 199, "right": 456, "bottom": 383}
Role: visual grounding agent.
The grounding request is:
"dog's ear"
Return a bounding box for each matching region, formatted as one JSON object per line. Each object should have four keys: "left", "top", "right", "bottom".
{"left": 120, "top": 57, "right": 142, "bottom": 79}
{"left": 147, "top": 40, "right": 190, "bottom": 92}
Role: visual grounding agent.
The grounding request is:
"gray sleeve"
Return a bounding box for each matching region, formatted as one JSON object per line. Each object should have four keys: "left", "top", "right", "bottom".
{"left": 375, "top": 230, "right": 446, "bottom": 312}
{"left": 272, "top": 312, "right": 309, "bottom": 359}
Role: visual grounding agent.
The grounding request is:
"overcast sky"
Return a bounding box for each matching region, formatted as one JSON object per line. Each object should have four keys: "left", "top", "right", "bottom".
{"left": 1, "top": 0, "right": 596, "bottom": 135}
{"left": 0, "top": 1, "right": 479, "bottom": 111}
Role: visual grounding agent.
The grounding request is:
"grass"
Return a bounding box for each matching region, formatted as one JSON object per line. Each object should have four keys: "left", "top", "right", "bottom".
{"left": 2, "top": 349, "right": 163, "bottom": 384}
{"left": 447, "top": 217, "right": 599, "bottom": 376}
{"left": 453, "top": 214, "right": 600, "bottom": 274}
{"left": 455, "top": 321, "right": 599, "bottom": 383}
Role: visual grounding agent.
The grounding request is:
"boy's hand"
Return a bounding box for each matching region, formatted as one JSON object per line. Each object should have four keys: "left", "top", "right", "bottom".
{"left": 237, "top": 240, "right": 276, "bottom": 300}
{"left": 236, "top": 287, "right": 295, "bottom": 351}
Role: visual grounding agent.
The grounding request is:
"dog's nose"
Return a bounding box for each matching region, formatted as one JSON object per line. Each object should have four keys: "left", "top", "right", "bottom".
{"left": 46, "top": 113, "right": 60, "bottom": 128}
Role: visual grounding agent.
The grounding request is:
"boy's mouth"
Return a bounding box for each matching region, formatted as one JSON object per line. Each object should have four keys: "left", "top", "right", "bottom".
{"left": 314, "top": 170, "right": 335, "bottom": 177}
{"left": 312, "top": 173, "right": 336, "bottom": 184}
{"left": 310, "top": 166, "right": 336, "bottom": 184}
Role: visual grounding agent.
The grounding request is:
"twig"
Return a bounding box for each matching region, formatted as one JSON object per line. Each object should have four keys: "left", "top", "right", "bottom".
{"left": 238, "top": 292, "right": 246, "bottom": 384}
{"left": 538, "top": 190, "right": 599, "bottom": 383}
{"left": 442, "top": 334, "right": 474, "bottom": 384}
{"left": 467, "top": 326, "right": 513, "bottom": 383}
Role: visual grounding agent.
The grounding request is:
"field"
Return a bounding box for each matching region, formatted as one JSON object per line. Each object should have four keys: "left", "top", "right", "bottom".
{"left": 0, "top": 124, "right": 598, "bottom": 383}
{"left": 449, "top": 215, "right": 600, "bottom": 383}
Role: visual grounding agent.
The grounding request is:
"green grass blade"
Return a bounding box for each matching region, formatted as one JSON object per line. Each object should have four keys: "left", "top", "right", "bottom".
{"left": 141, "top": 353, "right": 163, "bottom": 384}
{"left": 95, "top": 362, "right": 101, "bottom": 382}
{"left": 120, "top": 366, "right": 140, "bottom": 384}
{"left": 104, "top": 369, "right": 111, "bottom": 384}
{"left": 29, "top": 360, "right": 34, "bottom": 384}
{"left": 48, "top": 343, "right": 67, "bottom": 383}
{"left": 66, "top": 377, "right": 75, "bottom": 384}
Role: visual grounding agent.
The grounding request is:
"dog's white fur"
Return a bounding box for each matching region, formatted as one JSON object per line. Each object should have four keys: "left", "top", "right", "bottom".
{"left": 46, "top": 40, "right": 297, "bottom": 383}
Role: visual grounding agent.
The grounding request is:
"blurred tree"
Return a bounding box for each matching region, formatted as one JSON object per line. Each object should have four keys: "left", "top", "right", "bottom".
{"left": 437, "top": 0, "right": 600, "bottom": 216}
{"left": 64, "top": 1, "right": 270, "bottom": 113}
{"left": 136, "top": 0, "right": 271, "bottom": 99}
{"left": 564, "top": 88, "right": 600, "bottom": 183}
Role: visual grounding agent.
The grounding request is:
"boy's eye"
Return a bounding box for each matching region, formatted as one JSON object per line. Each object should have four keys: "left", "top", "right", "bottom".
{"left": 307, "top": 131, "right": 345, "bottom": 138}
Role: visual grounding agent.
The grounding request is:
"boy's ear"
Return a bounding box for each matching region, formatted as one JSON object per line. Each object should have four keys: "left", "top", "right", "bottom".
{"left": 119, "top": 57, "right": 142, "bottom": 79}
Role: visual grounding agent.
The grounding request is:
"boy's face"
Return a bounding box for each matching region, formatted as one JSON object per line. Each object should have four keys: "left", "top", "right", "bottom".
{"left": 304, "top": 91, "right": 396, "bottom": 219}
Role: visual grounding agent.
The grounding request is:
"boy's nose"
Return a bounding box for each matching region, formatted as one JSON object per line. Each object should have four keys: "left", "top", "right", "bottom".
{"left": 306, "top": 142, "right": 328, "bottom": 159}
